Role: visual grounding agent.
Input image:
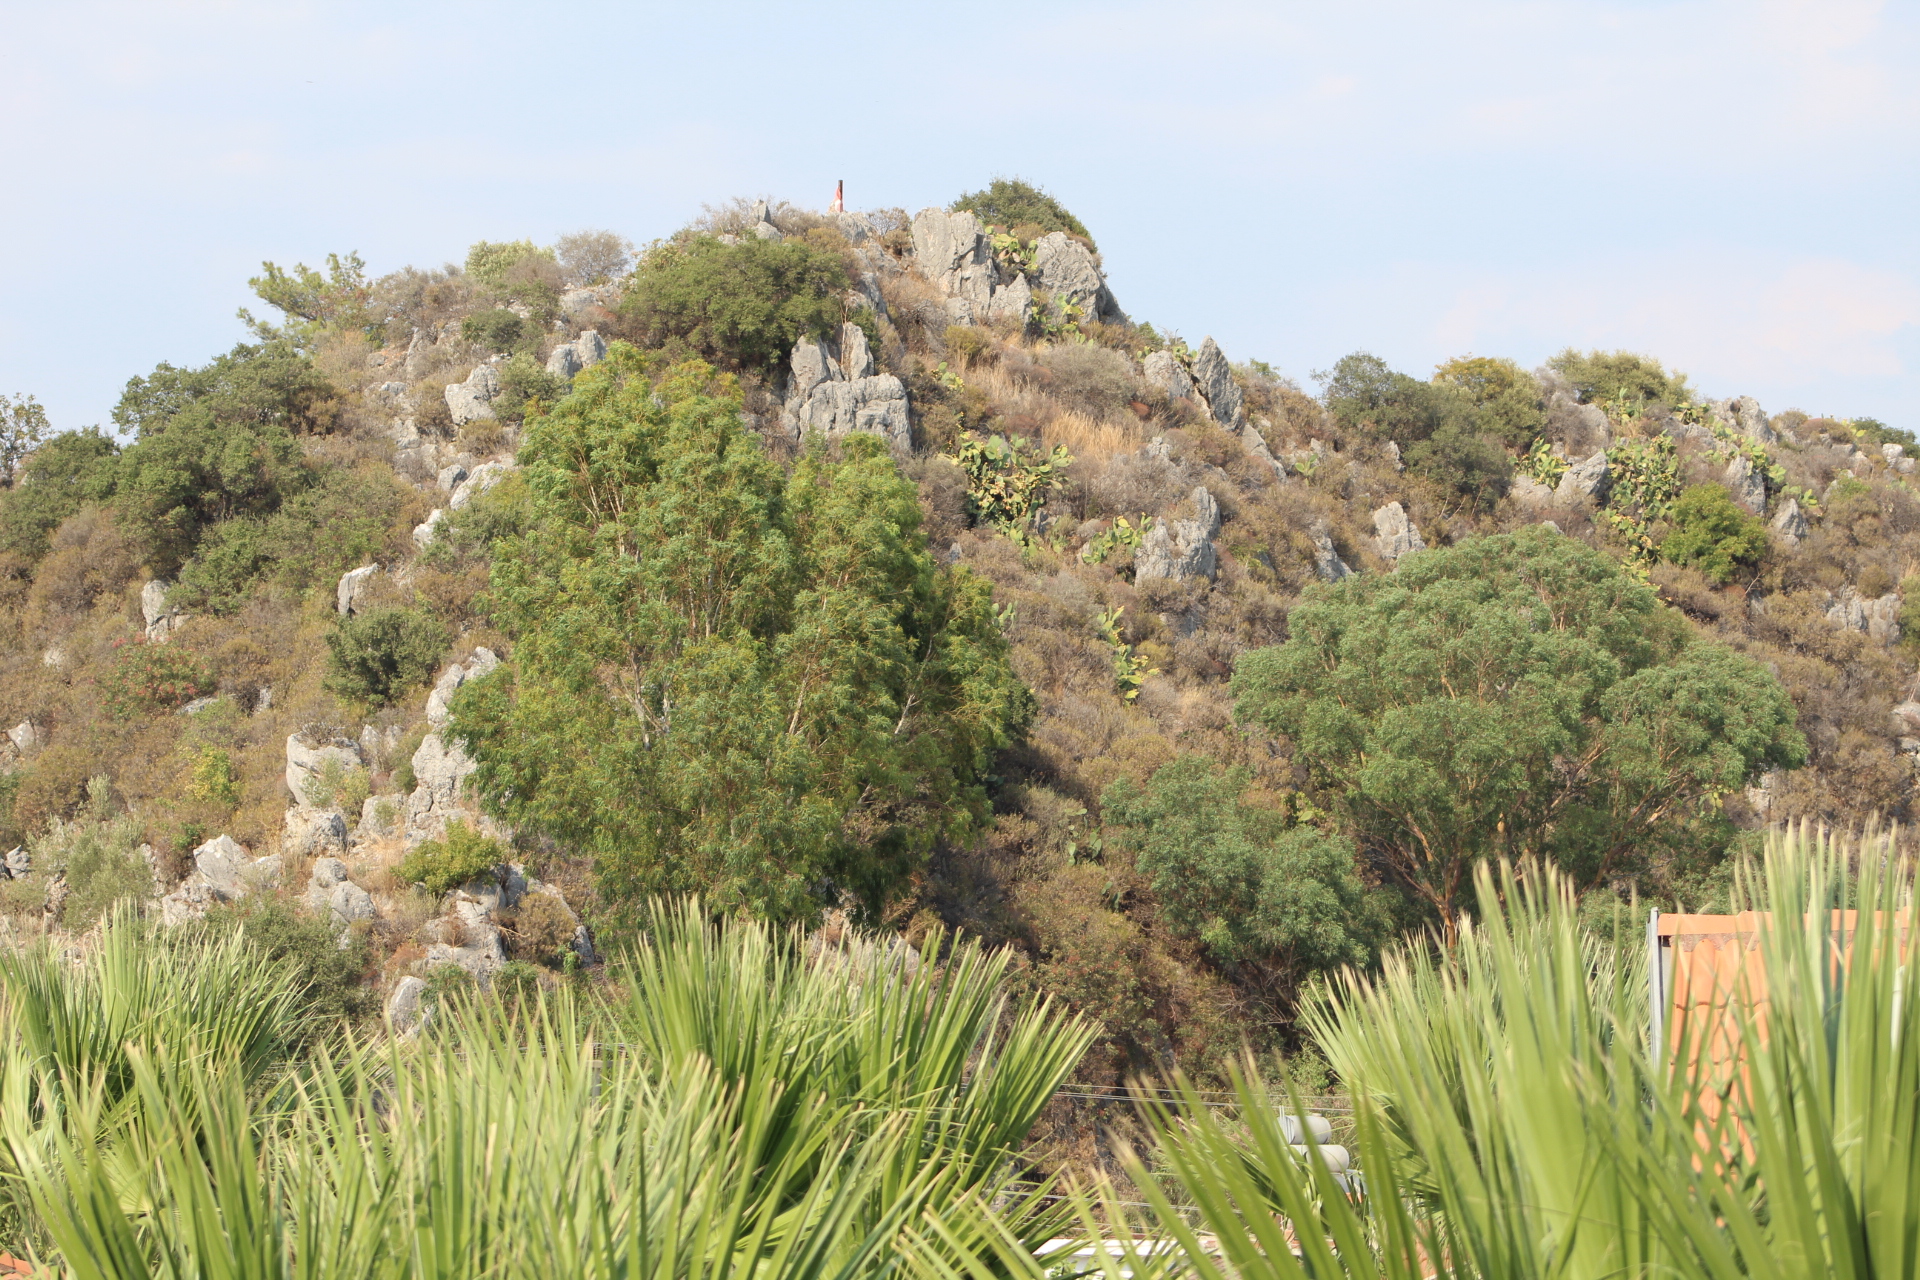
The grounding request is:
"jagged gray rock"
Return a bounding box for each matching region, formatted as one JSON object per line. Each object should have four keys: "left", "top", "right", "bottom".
{"left": 1770, "top": 497, "right": 1809, "bottom": 547}
{"left": 1510, "top": 474, "right": 1555, "bottom": 508}
{"left": 1711, "top": 395, "right": 1776, "bottom": 445}
{"left": 405, "top": 733, "right": 478, "bottom": 846}
{"left": 781, "top": 324, "right": 909, "bottom": 447}
{"left": 387, "top": 975, "right": 430, "bottom": 1035}
{"left": 1309, "top": 519, "right": 1353, "bottom": 582}
{"left": 1827, "top": 587, "right": 1901, "bottom": 646}
{"left": 336, "top": 564, "right": 379, "bottom": 616}
{"left": 1546, "top": 392, "right": 1613, "bottom": 454}
{"left": 559, "top": 284, "right": 622, "bottom": 318}
{"left": 1029, "top": 232, "right": 1123, "bottom": 324}
{"left": 305, "top": 857, "right": 375, "bottom": 928}
{"left": 412, "top": 508, "right": 445, "bottom": 549}
{"left": 544, "top": 330, "right": 608, "bottom": 379}
{"left": 1242, "top": 421, "right": 1287, "bottom": 480}
{"left": 986, "top": 272, "right": 1031, "bottom": 324}
{"left": 1142, "top": 350, "right": 1193, "bottom": 401}
{"left": 436, "top": 463, "right": 468, "bottom": 493}
{"left": 1191, "top": 338, "right": 1245, "bottom": 429}
{"left": 159, "top": 836, "right": 279, "bottom": 926}
{"left": 1134, "top": 487, "right": 1221, "bottom": 582}
{"left": 449, "top": 461, "right": 513, "bottom": 510}
{"left": 1724, "top": 453, "right": 1765, "bottom": 514}
{"left": 356, "top": 793, "right": 403, "bottom": 843}
{"left": 2, "top": 845, "right": 28, "bottom": 879}
{"left": 426, "top": 648, "right": 501, "bottom": 728}
{"left": 1372, "top": 502, "right": 1426, "bottom": 562}
{"left": 445, "top": 363, "right": 500, "bottom": 425}
{"left": 285, "top": 731, "right": 363, "bottom": 805}
{"left": 285, "top": 807, "right": 348, "bottom": 858}
{"left": 8, "top": 720, "right": 41, "bottom": 756}
{"left": 910, "top": 208, "right": 998, "bottom": 323}
{"left": 140, "top": 579, "right": 186, "bottom": 642}
{"left": 1555, "top": 452, "right": 1612, "bottom": 505}
{"left": 426, "top": 891, "right": 507, "bottom": 982}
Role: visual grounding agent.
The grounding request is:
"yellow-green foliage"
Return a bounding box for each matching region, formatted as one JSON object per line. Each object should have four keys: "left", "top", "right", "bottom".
{"left": 397, "top": 819, "right": 504, "bottom": 895}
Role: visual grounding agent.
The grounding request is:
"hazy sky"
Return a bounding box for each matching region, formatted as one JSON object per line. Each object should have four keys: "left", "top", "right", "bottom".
{"left": 3, "top": 0, "right": 1915, "bottom": 434}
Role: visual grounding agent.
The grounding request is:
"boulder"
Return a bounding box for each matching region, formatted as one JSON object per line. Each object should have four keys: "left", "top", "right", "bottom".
{"left": 304, "top": 858, "right": 376, "bottom": 928}
{"left": 426, "top": 648, "right": 501, "bottom": 728}
{"left": 285, "top": 730, "right": 363, "bottom": 805}
{"left": 1142, "top": 350, "right": 1193, "bottom": 401}
{"left": 449, "top": 461, "right": 513, "bottom": 511}
{"left": 1372, "top": 502, "right": 1426, "bottom": 562}
{"left": 425, "top": 893, "right": 507, "bottom": 982}
{"left": 412, "top": 508, "right": 446, "bottom": 549}
{"left": 909, "top": 208, "right": 998, "bottom": 323}
{"left": 1884, "top": 442, "right": 1917, "bottom": 473}
{"left": 336, "top": 564, "right": 379, "bottom": 616}
{"left": 405, "top": 733, "right": 478, "bottom": 845}
{"left": 1190, "top": 338, "right": 1245, "bottom": 429}
{"left": 7, "top": 720, "right": 41, "bottom": 756}
{"left": 1724, "top": 453, "right": 1765, "bottom": 514}
{"left": 1711, "top": 395, "right": 1776, "bottom": 445}
{"left": 1546, "top": 392, "right": 1613, "bottom": 454}
{"left": 1242, "top": 422, "right": 1287, "bottom": 480}
{"left": 751, "top": 220, "right": 781, "bottom": 241}
{"left": 1511, "top": 474, "right": 1555, "bottom": 508}
{"left": 444, "top": 364, "right": 501, "bottom": 426}
{"left": 1827, "top": 587, "right": 1901, "bottom": 646}
{"left": 2, "top": 845, "right": 27, "bottom": 879}
{"left": 1770, "top": 497, "right": 1809, "bottom": 548}
{"left": 284, "top": 807, "right": 348, "bottom": 858}
{"left": 140, "top": 579, "right": 186, "bottom": 642}
{"left": 986, "top": 273, "right": 1031, "bottom": 324}
{"left": 838, "top": 322, "right": 874, "bottom": 380}
{"left": 387, "top": 975, "right": 431, "bottom": 1035}
{"left": 159, "top": 835, "right": 278, "bottom": 925}
{"left": 356, "top": 793, "right": 404, "bottom": 843}
{"left": 1134, "top": 487, "right": 1221, "bottom": 582}
{"left": 436, "top": 463, "right": 469, "bottom": 494}
{"left": 544, "top": 330, "right": 608, "bottom": 379}
{"left": 781, "top": 329, "right": 910, "bottom": 448}
{"left": 1555, "top": 451, "right": 1612, "bottom": 505}
{"left": 1029, "top": 232, "right": 1122, "bottom": 324}
{"left": 1309, "top": 519, "right": 1353, "bottom": 582}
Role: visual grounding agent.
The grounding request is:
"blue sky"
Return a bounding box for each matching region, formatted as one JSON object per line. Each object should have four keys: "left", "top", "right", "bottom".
{"left": 2, "top": 0, "right": 1915, "bottom": 433}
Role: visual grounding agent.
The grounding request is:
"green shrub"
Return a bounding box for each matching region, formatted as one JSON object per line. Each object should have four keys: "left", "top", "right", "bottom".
{"left": 951, "top": 178, "right": 1095, "bottom": 248}
{"left": 1849, "top": 416, "right": 1917, "bottom": 455}
{"left": 186, "top": 745, "right": 241, "bottom": 808}
{"left": 1660, "top": 483, "right": 1768, "bottom": 584}
{"left": 1547, "top": 347, "right": 1691, "bottom": 415}
{"left": 464, "top": 240, "right": 550, "bottom": 290}
{"left": 461, "top": 308, "right": 524, "bottom": 352}
{"left": 945, "top": 432, "right": 1072, "bottom": 528}
{"left": 492, "top": 959, "right": 543, "bottom": 1003}
{"left": 618, "top": 236, "right": 848, "bottom": 373}
{"left": 398, "top": 820, "right": 505, "bottom": 896}
{"left": 1405, "top": 420, "right": 1513, "bottom": 513}
{"left": 203, "top": 897, "right": 372, "bottom": 1029}
{"left": 494, "top": 351, "right": 567, "bottom": 417}
{"left": 1321, "top": 351, "right": 1473, "bottom": 447}
{"left": 423, "top": 961, "right": 475, "bottom": 1006}
{"left": 0, "top": 427, "right": 119, "bottom": 562}
{"left": 323, "top": 606, "right": 449, "bottom": 705}
{"left": 302, "top": 755, "right": 371, "bottom": 814}
{"left": 100, "top": 637, "right": 215, "bottom": 718}
{"left": 1432, "top": 354, "right": 1546, "bottom": 450}
{"left": 35, "top": 813, "right": 152, "bottom": 932}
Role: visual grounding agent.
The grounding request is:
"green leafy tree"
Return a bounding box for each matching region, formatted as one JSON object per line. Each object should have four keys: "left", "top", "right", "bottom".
{"left": 323, "top": 606, "right": 450, "bottom": 706}
{"left": 1103, "top": 755, "right": 1383, "bottom": 996}
{"left": 1322, "top": 352, "right": 1512, "bottom": 510}
{"left": 1660, "top": 483, "right": 1768, "bottom": 584}
{"left": 1432, "top": 355, "right": 1546, "bottom": 450}
{"left": 452, "top": 347, "right": 1032, "bottom": 927}
{"left": 240, "top": 251, "right": 377, "bottom": 344}
{"left": 464, "top": 239, "right": 551, "bottom": 289}
{"left": 1321, "top": 351, "right": 1471, "bottom": 447}
{"left": 0, "top": 427, "right": 119, "bottom": 561}
{"left": 618, "top": 236, "right": 849, "bottom": 374}
{"left": 1233, "top": 527, "right": 1806, "bottom": 929}
{"left": 1547, "top": 348, "right": 1691, "bottom": 416}
{"left": 951, "top": 178, "right": 1096, "bottom": 248}
{"left": 0, "top": 392, "right": 49, "bottom": 488}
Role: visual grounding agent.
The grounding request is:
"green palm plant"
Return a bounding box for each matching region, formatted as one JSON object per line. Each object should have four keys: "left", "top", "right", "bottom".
{"left": 941, "top": 828, "right": 1916, "bottom": 1280}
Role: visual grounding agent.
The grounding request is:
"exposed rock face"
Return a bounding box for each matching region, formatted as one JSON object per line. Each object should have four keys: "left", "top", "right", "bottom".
{"left": 285, "top": 806, "right": 348, "bottom": 858}
{"left": 445, "top": 363, "right": 501, "bottom": 425}
{"left": 910, "top": 208, "right": 998, "bottom": 322}
{"left": 1546, "top": 392, "right": 1613, "bottom": 455}
{"left": 1142, "top": 350, "right": 1193, "bottom": 401}
{"left": 1309, "top": 519, "right": 1353, "bottom": 582}
{"left": 1827, "top": 587, "right": 1901, "bottom": 646}
{"left": 436, "top": 464, "right": 468, "bottom": 494}
{"left": 304, "top": 857, "right": 375, "bottom": 928}
{"left": 1242, "top": 421, "right": 1287, "bottom": 479}
{"left": 449, "top": 461, "right": 513, "bottom": 511}
{"left": 1770, "top": 497, "right": 1809, "bottom": 547}
{"left": 336, "top": 564, "right": 379, "bottom": 616}
{"left": 559, "top": 283, "right": 623, "bottom": 319}
{"left": 1028, "top": 232, "right": 1124, "bottom": 324}
{"left": 1711, "top": 395, "right": 1776, "bottom": 445}
{"left": 1511, "top": 474, "right": 1555, "bottom": 509}
{"left": 1372, "top": 502, "right": 1426, "bottom": 562}
{"left": 7, "top": 720, "right": 42, "bottom": 756}
{"left": 1883, "top": 442, "right": 1917, "bottom": 473}
{"left": 413, "top": 508, "right": 446, "bottom": 549}
{"left": 544, "top": 330, "right": 608, "bottom": 379}
{"left": 285, "top": 730, "right": 363, "bottom": 805}
{"left": 780, "top": 324, "right": 910, "bottom": 447}
{"left": 356, "top": 794, "right": 403, "bottom": 843}
{"left": 1, "top": 845, "right": 28, "bottom": 879}
{"left": 158, "top": 836, "right": 279, "bottom": 926}
{"left": 140, "top": 580, "right": 187, "bottom": 642}
{"left": 1724, "top": 453, "right": 1765, "bottom": 514}
{"left": 1134, "top": 487, "right": 1221, "bottom": 582}
{"left": 1555, "top": 451, "right": 1612, "bottom": 505}
{"left": 387, "top": 975, "right": 430, "bottom": 1035}
{"left": 427, "top": 890, "right": 508, "bottom": 982}
{"left": 986, "top": 273, "right": 1031, "bottom": 324}
{"left": 405, "top": 733, "right": 478, "bottom": 846}
{"left": 426, "top": 648, "right": 501, "bottom": 729}
{"left": 1190, "top": 338, "right": 1245, "bottom": 429}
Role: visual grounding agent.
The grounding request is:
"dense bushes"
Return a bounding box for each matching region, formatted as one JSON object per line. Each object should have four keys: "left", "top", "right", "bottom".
{"left": 397, "top": 818, "right": 505, "bottom": 895}
{"left": 1548, "top": 346, "right": 1691, "bottom": 413}
{"left": 951, "top": 177, "right": 1095, "bottom": 248}
{"left": 323, "top": 606, "right": 449, "bottom": 705}
{"left": 617, "top": 235, "right": 849, "bottom": 373}
{"left": 1661, "top": 483, "right": 1768, "bottom": 583}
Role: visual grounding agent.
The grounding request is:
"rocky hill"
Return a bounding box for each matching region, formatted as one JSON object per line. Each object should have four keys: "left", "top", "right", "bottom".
{"left": 0, "top": 181, "right": 1913, "bottom": 1103}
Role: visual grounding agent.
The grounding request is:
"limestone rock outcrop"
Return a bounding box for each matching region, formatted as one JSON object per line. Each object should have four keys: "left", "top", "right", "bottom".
{"left": 1190, "top": 338, "right": 1245, "bottom": 429}
{"left": 304, "top": 857, "right": 376, "bottom": 928}
{"left": 1142, "top": 350, "right": 1193, "bottom": 401}
{"left": 426, "top": 648, "right": 501, "bottom": 729}
{"left": 780, "top": 323, "right": 910, "bottom": 447}
{"left": 1134, "top": 487, "right": 1221, "bottom": 582}
{"left": 336, "top": 564, "right": 378, "bottom": 616}
{"left": 1770, "top": 497, "right": 1809, "bottom": 547}
{"left": 1555, "top": 452, "right": 1612, "bottom": 505}
{"left": 1827, "top": 587, "right": 1901, "bottom": 646}
{"left": 387, "top": 975, "right": 430, "bottom": 1035}
{"left": 405, "top": 732, "right": 478, "bottom": 846}
{"left": 449, "top": 461, "right": 513, "bottom": 511}
{"left": 544, "top": 330, "right": 608, "bottom": 379}
{"left": 285, "top": 730, "right": 363, "bottom": 805}
{"left": 1372, "top": 502, "right": 1426, "bottom": 562}
{"left": 284, "top": 807, "right": 348, "bottom": 859}
{"left": 1711, "top": 395, "right": 1776, "bottom": 445}
{"left": 1724, "top": 453, "right": 1765, "bottom": 514}
{"left": 140, "top": 580, "right": 187, "bottom": 642}
{"left": 445, "top": 363, "right": 501, "bottom": 425}
{"left": 1309, "top": 519, "right": 1353, "bottom": 582}
{"left": 1028, "top": 232, "right": 1124, "bottom": 325}
{"left": 158, "top": 835, "right": 280, "bottom": 926}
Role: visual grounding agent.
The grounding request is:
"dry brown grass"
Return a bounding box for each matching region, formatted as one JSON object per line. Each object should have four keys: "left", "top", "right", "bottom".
{"left": 1040, "top": 410, "right": 1144, "bottom": 463}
